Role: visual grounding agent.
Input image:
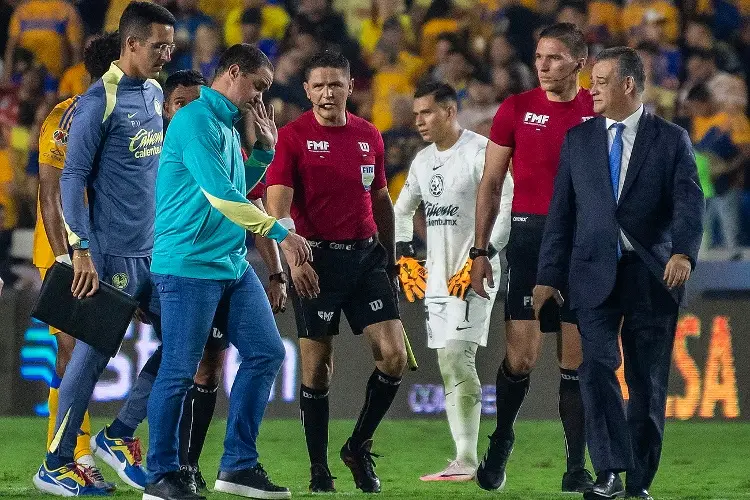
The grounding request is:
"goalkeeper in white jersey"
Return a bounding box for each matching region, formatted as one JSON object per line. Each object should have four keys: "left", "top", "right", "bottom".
{"left": 394, "top": 81, "right": 513, "bottom": 481}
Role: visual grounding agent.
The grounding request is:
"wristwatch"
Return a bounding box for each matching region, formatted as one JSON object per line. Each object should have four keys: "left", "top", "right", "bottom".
{"left": 469, "top": 247, "right": 489, "bottom": 259}
{"left": 72, "top": 239, "right": 89, "bottom": 251}
{"left": 269, "top": 272, "right": 287, "bottom": 284}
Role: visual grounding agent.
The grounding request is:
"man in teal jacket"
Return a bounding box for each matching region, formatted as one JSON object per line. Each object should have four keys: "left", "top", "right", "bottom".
{"left": 146, "top": 44, "right": 311, "bottom": 500}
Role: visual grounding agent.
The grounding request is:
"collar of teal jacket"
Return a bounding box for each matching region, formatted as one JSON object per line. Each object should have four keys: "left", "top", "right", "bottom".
{"left": 200, "top": 85, "right": 242, "bottom": 125}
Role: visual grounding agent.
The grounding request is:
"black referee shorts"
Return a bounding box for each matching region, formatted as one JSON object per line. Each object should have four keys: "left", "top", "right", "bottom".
{"left": 290, "top": 237, "right": 400, "bottom": 338}
{"left": 203, "top": 299, "right": 231, "bottom": 353}
{"left": 203, "top": 326, "right": 229, "bottom": 352}
{"left": 505, "top": 213, "right": 577, "bottom": 325}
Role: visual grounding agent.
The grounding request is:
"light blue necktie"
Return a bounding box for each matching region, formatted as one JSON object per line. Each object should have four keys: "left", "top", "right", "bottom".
{"left": 609, "top": 123, "right": 625, "bottom": 259}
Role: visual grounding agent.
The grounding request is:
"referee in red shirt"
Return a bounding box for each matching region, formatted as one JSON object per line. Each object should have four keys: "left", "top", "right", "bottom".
{"left": 266, "top": 51, "right": 407, "bottom": 494}
{"left": 470, "top": 23, "right": 596, "bottom": 492}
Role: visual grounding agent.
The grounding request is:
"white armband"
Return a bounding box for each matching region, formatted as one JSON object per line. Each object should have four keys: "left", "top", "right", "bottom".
{"left": 278, "top": 217, "right": 296, "bottom": 231}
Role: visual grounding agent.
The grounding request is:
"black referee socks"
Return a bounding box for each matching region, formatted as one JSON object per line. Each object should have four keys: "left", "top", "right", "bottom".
{"left": 492, "top": 358, "right": 530, "bottom": 440}
{"left": 350, "top": 368, "right": 402, "bottom": 449}
{"left": 300, "top": 384, "right": 330, "bottom": 467}
{"left": 559, "top": 368, "right": 586, "bottom": 471}
{"left": 178, "top": 383, "right": 218, "bottom": 467}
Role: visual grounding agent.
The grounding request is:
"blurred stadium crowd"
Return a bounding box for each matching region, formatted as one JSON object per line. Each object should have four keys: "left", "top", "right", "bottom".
{"left": 0, "top": 0, "right": 749, "bottom": 288}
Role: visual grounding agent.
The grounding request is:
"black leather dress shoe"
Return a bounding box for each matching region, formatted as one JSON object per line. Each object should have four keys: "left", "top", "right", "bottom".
{"left": 583, "top": 471, "right": 625, "bottom": 499}
{"left": 626, "top": 488, "right": 653, "bottom": 499}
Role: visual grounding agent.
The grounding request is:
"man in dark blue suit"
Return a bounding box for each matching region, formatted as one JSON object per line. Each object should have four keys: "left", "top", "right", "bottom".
{"left": 534, "top": 47, "right": 704, "bottom": 500}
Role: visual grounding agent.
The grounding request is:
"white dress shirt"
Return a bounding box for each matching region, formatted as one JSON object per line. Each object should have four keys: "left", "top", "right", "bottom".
{"left": 605, "top": 104, "right": 644, "bottom": 251}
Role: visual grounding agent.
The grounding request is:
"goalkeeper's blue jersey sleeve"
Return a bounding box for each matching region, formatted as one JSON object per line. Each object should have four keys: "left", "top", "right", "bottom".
{"left": 60, "top": 62, "right": 164, "bottom": 257}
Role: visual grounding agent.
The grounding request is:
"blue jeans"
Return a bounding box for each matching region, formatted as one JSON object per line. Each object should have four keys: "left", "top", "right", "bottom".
{"left": 146, "top": 270, "right": 285, "bottom": 482}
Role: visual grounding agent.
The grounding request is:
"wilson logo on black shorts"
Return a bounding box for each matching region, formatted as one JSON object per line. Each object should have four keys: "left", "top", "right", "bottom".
{"left": 112, "top": 273, "right": 129, "bottom": 290}
{"left": 369, "top": 299, "right": 384, "bottom": 311}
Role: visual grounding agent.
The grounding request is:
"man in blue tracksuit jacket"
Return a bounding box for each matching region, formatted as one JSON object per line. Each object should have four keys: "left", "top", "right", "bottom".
{"left": 36, "top": 3, "right": 177, "bottom": 497}
{"left": 145, "top": 44, "right": 311, "bottom": 500}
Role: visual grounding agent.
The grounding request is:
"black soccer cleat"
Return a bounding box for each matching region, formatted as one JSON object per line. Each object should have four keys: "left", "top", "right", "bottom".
{"left": 214, "top": 463, "right": 291, "bottom": 499}
{"left": 309, "top": 463, "right": 336, "bottom": 493}
{"left": 475, "top": 431, "right": 514, "bottom": 491}
{"left": 340, "top": 439, "right": 381, "bottom": 493}
{"left": 562, "top": 468, "right": 595, "bottom": 492}
{"left": 142, "top": 470, "right": 206, "bottom": 500}
{"left": 179, "top": 466, "right": 197, "bottom": 494}
{"left": 192, "top": 467, "right": 207, "bottom": 492}
{"left": 180, "top": 465, "right": 208, "bottom": 494}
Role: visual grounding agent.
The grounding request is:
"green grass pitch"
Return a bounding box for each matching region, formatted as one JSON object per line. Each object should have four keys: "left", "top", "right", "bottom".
{"left": 2, "top": 417, "right": 750, "bottom": 499}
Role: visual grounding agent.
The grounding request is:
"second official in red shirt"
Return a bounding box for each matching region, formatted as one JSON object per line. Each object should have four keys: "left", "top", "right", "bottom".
{"left": 471, "top": 23, "right": 596, "bottom": 493}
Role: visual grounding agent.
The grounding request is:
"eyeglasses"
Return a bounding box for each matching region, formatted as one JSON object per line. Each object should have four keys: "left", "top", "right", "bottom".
{"left": 144, "top": 41, "right": 176, "bottom": 56}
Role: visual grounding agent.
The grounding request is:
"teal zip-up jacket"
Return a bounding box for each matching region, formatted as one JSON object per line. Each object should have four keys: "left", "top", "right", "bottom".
{"left": 152, "top": 86, "right": 288, "bottom": 280}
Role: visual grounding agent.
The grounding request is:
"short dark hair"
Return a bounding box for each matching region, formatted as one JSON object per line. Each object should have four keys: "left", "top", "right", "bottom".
{"left": 559, "top": 1, "right": 588, "bottom": 16}
{"left": 596, "top": 46, "right": 646, "bottom": 93}
{"left": 448, "top": 46, "right": 478, "bottom": 69}
{"left": 414, "top": 80, "right": 458, "bottom": 104}
{"left": 164, "top": 69, "right": 207, "bottom": 101}
{"left": 471, "top": 69, "right": 493, "bottom": 85}
{"left": 688, "top": 47, "right": 716, "bottom": 62}
{"left": 119, "top": 1, "right": 176, "bottom": 46}
{"left": 538, "top": 22, "right": 588, "bottom": 59}
{"left": 686, "top": 15, "right": 713, "bottom": 31}
{"left": 634, "top": 41, "right": 660, "bottom": 56}
{"left": 304, "top": 50, "right": 350, "bottom": 80}
{"left": 436, "top": 32, "right": 459, "bottom": 45}
{"left": 595, "top": 46, "right": 646, "bottom": 93}
{"left": 241, "top": 7, "right": 262, "bottom": 26}
{"left": 686, "top": 83, "right": 712, "bottom": 103}
{"left": 83, "top": 31, "right": 121, "bottom": 80}
{"left": 215, "top": 43, "right": 273, "bottom": 77}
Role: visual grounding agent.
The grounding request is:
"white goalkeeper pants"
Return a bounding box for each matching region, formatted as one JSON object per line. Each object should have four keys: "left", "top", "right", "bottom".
{"left": 437, "top": 339, "right": 481, "bottom": 467}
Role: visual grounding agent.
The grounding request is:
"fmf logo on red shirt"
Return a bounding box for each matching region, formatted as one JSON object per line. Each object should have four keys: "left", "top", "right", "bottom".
{"left": 523, "top": 112, "right": 549, "bottom": 126}
{"left": 359, "top": 142, "right": 370, "bottom": 152}
{"left": 307, "top": 140, "right": 329, "bottom": 152}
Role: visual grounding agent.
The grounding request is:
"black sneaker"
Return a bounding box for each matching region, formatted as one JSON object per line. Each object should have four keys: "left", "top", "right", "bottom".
{"left": 214, "top": 463, "right": 291, "bottom": 499}
{"left": 143, "top": 470, "right": 206, "bottom": 500}
{"left": 309, "top": 463, "right": 336, "bottom": 493}
{"left": 475, "top": 431, "right": 514, "bottom": 491}
{"left": 562, "top": 468, "right": 595, "bottom": 492}
{"left": 340, "top": 439, "right": 381, "bottom": 493}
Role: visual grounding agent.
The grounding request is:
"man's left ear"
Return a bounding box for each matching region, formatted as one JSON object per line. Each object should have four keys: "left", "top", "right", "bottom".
{"left": 348, "top": 78, "right": 354, "bottom": 96}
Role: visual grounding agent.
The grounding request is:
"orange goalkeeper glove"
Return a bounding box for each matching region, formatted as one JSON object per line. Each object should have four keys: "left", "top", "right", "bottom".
{"left": 397, "top": 255, "right": 428, "bottom": 302}
{"left": 447, "top": 258, "right": 473, "bottom": 300}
